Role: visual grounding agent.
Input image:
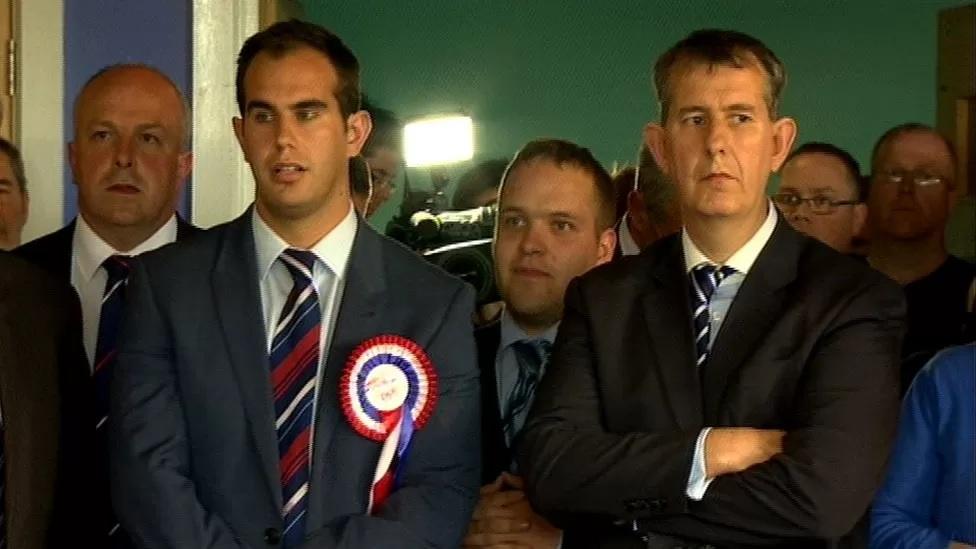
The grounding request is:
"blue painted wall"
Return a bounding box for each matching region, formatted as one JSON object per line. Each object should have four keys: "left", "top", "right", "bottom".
{"left": 62, "top": 0, "right": 192, "bottom": 222}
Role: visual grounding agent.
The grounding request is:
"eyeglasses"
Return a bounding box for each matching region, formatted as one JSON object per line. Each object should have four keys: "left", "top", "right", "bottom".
{"left": 875, "top": 170, "right": 948, "bottom": 188}
{"left": 772, "top": 193, "right": 859, "bottom": 215}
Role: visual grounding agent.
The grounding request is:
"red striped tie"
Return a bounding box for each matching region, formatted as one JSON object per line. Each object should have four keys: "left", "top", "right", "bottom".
{"left": 269, "top": 249, "right": 321, "bottom": 548}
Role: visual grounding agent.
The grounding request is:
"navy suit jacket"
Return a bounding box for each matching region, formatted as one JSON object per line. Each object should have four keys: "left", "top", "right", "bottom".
{"left": 109, "top": 208, "right": 481, "bottom": 548}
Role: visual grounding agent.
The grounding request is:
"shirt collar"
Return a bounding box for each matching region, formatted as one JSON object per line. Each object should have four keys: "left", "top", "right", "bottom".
{"left": 682, "top": 200, "right": 778, "bottom": 274}
{"left": 618, "top": 213, "right": 641, "bottom": 257}
{"left": 252, "top": 203, "right": 358, "bottom": 281}
{"left": 74, "top": 214, "right": 178, "bottom": 283}
{"left": 499, "top": 307, "right": 559, "bottom": 350}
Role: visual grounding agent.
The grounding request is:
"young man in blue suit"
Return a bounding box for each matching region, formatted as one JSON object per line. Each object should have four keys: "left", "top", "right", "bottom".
{"left": 110, "top": 20, "right": 480, "bottom": 548}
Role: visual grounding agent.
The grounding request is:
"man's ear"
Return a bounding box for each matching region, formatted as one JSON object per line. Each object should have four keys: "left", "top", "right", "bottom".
{"left": 852, "top": 203, "right": 868, "bottom": 239}
{"left": 770, "top": 117, "right": 798, "bottom": 173}
{"left": 232, "top": 117, "right": 248, "bottom": 163}
{"left": 643, "top": 122, "right": 672, "bottom": 178}
{"left": 595, "top": 227, "right": 617, "bottom": 266}
{"left": 346, "top": 110, "right": 372, "bottom": 158}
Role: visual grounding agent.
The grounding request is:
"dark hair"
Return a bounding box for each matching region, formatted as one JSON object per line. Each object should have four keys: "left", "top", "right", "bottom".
{"left": 501, "top": 139, "right": 616, "bottom": 231}
{"left": 236, "top": 19, "right": 361, "bottom": 119}
{"left": 453, "top": 158, "right": 508, "bottom": 210}
{"left": 636, "top": 144, "right": 679, "bottom": 224}
{"left": 361, "top": 97, "right": 402, "bottom": 156}
{"left": 654, "top": 29, "right": 786, "bottom": 122}
{"left": 0, "top": 137, "right": 28, "bottom": 192}
{"left": 786, "top": 142, "right": 864, "bottom": 200}
{"left": 76, "top": 64, "right": 191, "bottom": 147}
{"left": 870, "top": 122, "right": 957, "bottom": 177}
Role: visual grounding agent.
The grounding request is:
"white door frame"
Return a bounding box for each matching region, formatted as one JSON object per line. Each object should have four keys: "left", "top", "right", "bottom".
{"left": 16, "top": 0, "right": 64, "bottom": 241}
{"left": 191, "top": 0, "right": 259, "bottom": 228}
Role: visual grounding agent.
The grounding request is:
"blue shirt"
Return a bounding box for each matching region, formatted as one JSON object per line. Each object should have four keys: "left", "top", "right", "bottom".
{"left": 870, "top": 343, "right": 976, "bottom": 548}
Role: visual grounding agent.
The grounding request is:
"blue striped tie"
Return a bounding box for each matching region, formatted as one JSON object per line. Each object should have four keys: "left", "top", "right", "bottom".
{"left": 93, "top": 254, "right": 131, "bottom": 541}
{"left": 270, "top": 249, "right": 321, "bottom": 549}
{"left": 690, "top": 264, "right": 735, "bottom": 366}
{"left": 502, "top": 339, "right": 552, "bottom": 445}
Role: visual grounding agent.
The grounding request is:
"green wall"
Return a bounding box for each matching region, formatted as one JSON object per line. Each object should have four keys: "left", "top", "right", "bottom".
{"left": 302, "top": 1, "right": 973, "bottom": 258}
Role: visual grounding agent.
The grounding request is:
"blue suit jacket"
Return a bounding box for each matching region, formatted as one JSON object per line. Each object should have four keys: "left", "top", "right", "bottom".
{"left": 109, "top": 208, "right": 481, "bottom": 548}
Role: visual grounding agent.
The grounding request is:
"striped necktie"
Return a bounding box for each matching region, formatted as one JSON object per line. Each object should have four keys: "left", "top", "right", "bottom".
{"left": 689, "top": 264, "right": 735, "bottom": 366}
{"left": 502, "top": 339, "right": 552, "bottom": 445}
{"left": 270, "top": 249, "right": 321, "bottom": 549}
{"left": 92, "top": 254, "right": 130, "bottom": 540}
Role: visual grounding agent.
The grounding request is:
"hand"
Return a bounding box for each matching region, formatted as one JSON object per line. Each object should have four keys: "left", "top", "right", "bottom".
{"left": 705, "top": 428, "right": 785, "bottom": 477}
{"left": 464, "top": 473, "right": 562, "bottom": 549}
{"left": 949, "top": 542, "right": 976, "bottom": 549}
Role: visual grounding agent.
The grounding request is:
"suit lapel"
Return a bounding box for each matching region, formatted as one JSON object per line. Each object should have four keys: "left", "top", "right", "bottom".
{"left": 703, "top": 219, "right": 799, "bottom": 421}
{"left": 211, "top": 211, "right": 282, "bottom": 508}
{"left": 306, "top": 219, "right": 385, "bottom": 523}
{"left": 475, "top": 322, "right": 507, "bottom": 481}
{"left": 640, "top": 236, "right": 703, "bottom": 430}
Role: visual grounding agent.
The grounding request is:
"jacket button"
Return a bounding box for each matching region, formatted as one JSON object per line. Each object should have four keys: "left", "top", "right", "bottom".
{"left": 264, "top": 528, "right": 281, "bottom": 545}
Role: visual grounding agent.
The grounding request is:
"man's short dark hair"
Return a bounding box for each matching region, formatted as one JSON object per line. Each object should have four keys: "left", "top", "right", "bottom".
{"left": 870, "top": 122, "right": 958, "bottom": 178}
{"left": 654, "top": 29, "right": 786, "bottom": 122}
{"left": 361, "top": 97, "right": 402, "bottom": 156}
{"left": 786, "top": 142, "right": 864, "bottom": 200}
{"left": 0, "top": 137, "right": 28, "bottom": 193}
{"left": 501, "top": 139, "right": 616, "bottom": 231}
{"left": 636, "top": 145, "right": 678, "bottom": 224}
{"left": 453, "top": 158, "right": 508, "bottom": 210}
{"left": 236, "top": 19, "right": 361, "bottom": 119}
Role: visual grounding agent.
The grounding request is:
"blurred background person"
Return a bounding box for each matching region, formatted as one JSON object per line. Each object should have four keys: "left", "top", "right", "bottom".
{"left": 0, "top": 138, "right": 29, "bottom": 250}
{"left": 865, "top": 123, "right": 976, "bottom": 393}
{"left": 775, "top": 142, "right": 867, "bottom": 255}
{"left": 453, "top": 158, "right": 507, "bottom": 210}
{"left": 349, "top": 155, "right": 372, "bottom": 216}
{"left": 616, "top": 144, "right": 680, "bottom": 257}
{"left": 360, "top": 98, "right": 403, "bottom": 217}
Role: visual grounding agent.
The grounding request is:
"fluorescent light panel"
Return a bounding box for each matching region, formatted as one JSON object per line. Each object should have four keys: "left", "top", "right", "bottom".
{"left": 403, "top": 115, "right": 474, "bottom": 167}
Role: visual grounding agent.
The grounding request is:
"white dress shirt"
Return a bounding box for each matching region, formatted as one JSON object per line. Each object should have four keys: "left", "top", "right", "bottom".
{"left": 252, "top": 204, "right": 357, "bottom": 454}
{"left": 683, "top": 203, "right": 778, "bottom": 500}
{"left": 71, "top": 214, "right": 178, "bottom": 368}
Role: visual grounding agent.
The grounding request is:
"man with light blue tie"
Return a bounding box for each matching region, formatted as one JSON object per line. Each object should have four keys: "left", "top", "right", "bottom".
{"left": 110, "top": 20, "right": 480, "bottom": 548}
{"left": 519, "top": 29, "right": 905, "bottom": 548}
{"left": 465, "top": 139, "right": 617, "bottom": 549}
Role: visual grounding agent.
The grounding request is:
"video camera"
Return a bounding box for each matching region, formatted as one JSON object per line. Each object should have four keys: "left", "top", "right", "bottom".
{"left": 386, "top": 173, "right": 498, "bottom": 305}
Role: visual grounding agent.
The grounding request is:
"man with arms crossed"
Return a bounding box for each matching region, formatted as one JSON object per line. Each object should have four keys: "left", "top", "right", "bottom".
{"left": 520, "top": 29, "right": 904, "bottom": 548}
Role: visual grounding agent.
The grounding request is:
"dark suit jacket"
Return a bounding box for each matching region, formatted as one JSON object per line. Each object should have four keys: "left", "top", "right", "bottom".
{"left": 0, "top": 252, "right": 92, "bottom": 549}
{"left": 109, "top": 208, "right": 481, "bottom": 548}
{"left": 519, "top": 219, "right": 905, "bottom": 549}
{"left": 475, "top": 321, "right": 510, "bottom": 485}
{"left": 15, "top": 215, "right": 201, "bottom": 283}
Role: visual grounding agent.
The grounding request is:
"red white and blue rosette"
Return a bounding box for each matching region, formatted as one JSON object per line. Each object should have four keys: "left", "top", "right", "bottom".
{"left": 340, "top": 334, "right": 437, "bottom": 513}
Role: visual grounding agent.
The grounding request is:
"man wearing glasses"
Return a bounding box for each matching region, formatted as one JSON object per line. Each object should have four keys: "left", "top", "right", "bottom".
{"left": 774, "top": 142, "right": 867, "bottom": 255}
{"left": 865, "top": 123, "right": 976, "bottom": 393}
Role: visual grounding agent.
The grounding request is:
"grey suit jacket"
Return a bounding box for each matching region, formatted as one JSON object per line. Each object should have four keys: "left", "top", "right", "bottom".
{"left": 109, "top": 209, "right": 481, "bottom": 548}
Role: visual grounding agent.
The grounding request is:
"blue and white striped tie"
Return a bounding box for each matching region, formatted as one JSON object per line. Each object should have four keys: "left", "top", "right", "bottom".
{"left": 689, "top": 264, "right": 735, "bottom": 366}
